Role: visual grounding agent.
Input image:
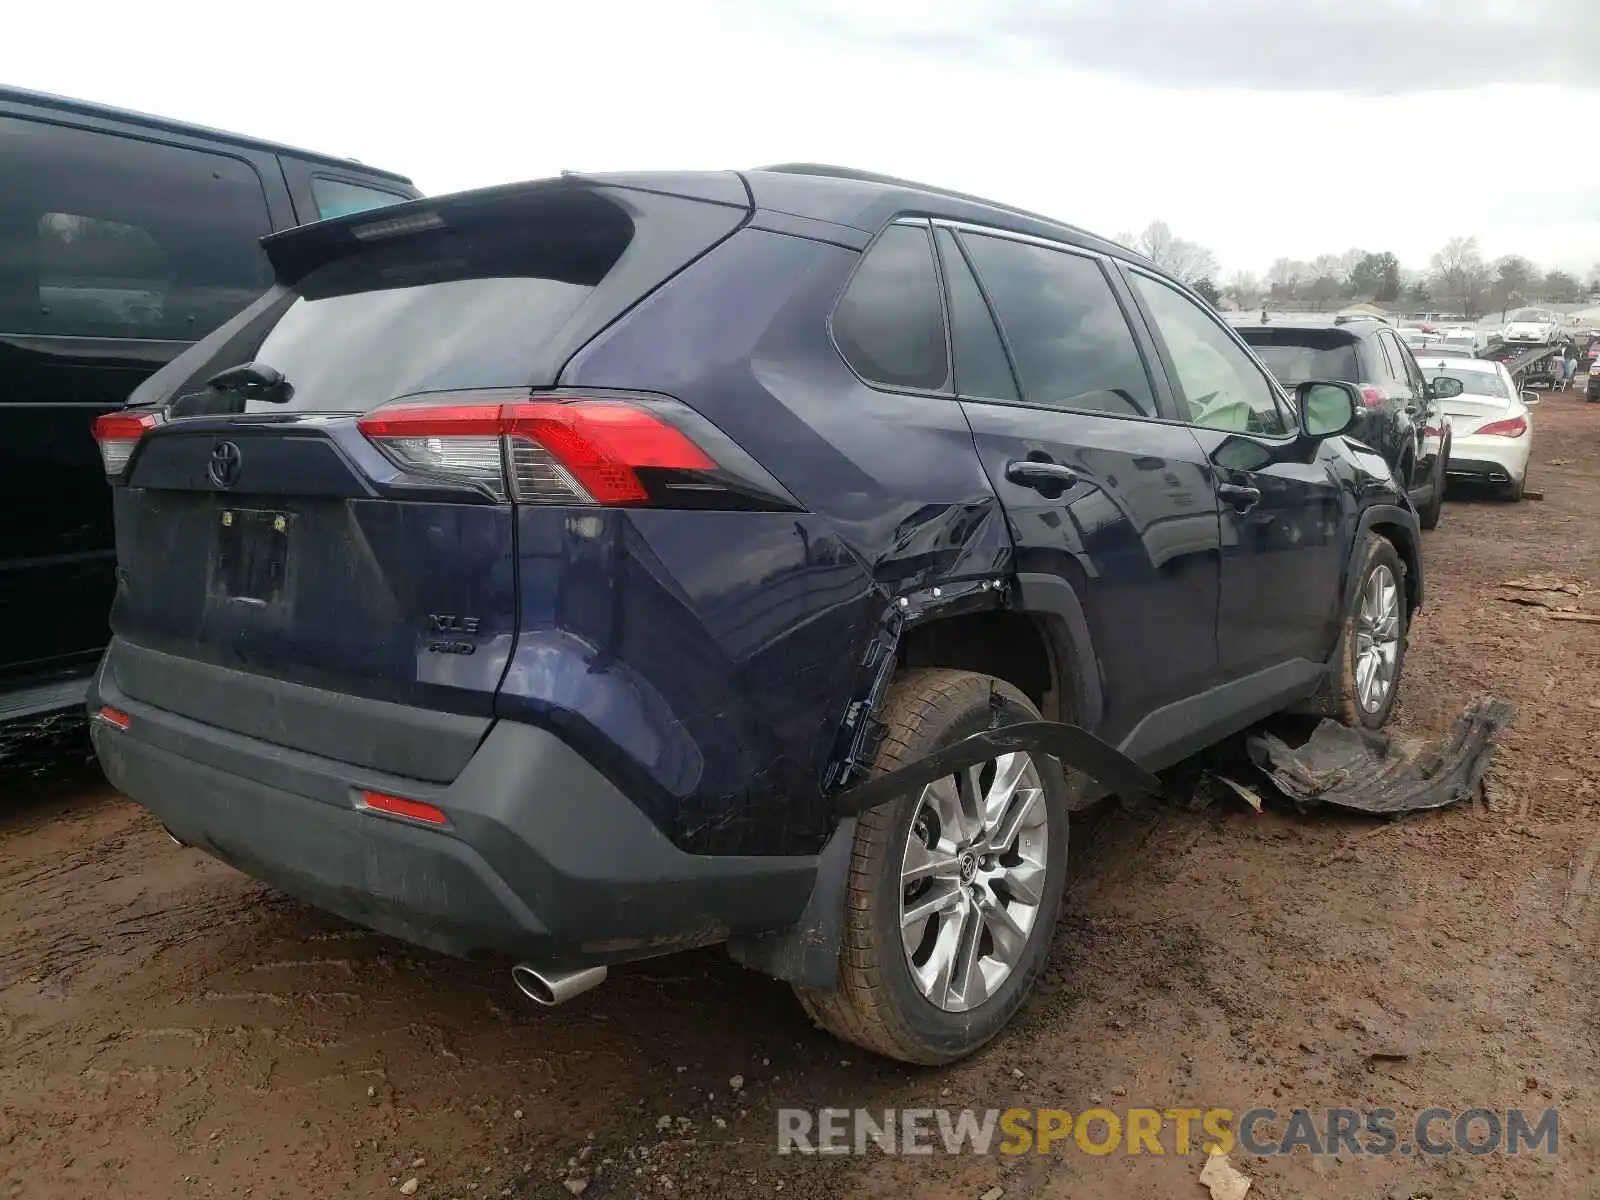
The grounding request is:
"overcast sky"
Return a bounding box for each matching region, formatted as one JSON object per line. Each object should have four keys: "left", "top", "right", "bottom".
{"left": 6, "top": 0, "right": 1597, "bottom": 278}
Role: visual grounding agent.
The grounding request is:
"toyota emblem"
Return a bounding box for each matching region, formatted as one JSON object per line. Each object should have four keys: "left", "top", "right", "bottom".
{"left": 207, "top": 440, "right": 242, "bottom": 488}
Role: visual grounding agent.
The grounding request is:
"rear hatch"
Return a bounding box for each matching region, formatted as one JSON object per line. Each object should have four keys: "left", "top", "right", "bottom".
{"left": 98, "top": 178, "right": 750, "bottom": 781}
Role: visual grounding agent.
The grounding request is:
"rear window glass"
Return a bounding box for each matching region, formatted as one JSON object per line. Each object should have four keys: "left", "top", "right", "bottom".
{"left": 171, "top": 196, "right": 634, "bottom": 415}
{"left": 311, "top": 177, "right": 409, "bottom": 220}
{"left": 1236, "top": 330, "right": 1361, "bottom": 385}
{"left": 1423, "top": 367, "right": 1508, "bottom": 399}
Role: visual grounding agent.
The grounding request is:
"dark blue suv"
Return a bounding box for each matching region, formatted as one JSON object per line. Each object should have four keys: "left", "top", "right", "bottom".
{"left": 88, "top": 166, "right": 1422, "bottom": 1065}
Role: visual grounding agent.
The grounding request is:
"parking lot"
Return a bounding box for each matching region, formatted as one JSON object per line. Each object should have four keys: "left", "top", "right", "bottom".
{"left": 3, "top": 390, "right": 1598, "bottom": 1200}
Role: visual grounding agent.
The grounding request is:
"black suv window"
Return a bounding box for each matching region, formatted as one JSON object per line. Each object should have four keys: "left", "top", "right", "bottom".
{"left": 832, "top": 223, "right": 949, "bottom": 392}
{"left": 1236, "top": 327, "right": 1362, "bottom": 387}
{"left": 0, "top": 116, "right": 273, "bottom": 340}
{"left": 1373, "top": 331, "right": 1402, "bottom": 383}
{"left": 1380, "top": 331, "right": 1423, "bottom": 392}
{"left": 960, "top": 232, "right": 1154, "bottom": 417}
{"left": 934, "top": 228, "right": 1017, "bottom": 402}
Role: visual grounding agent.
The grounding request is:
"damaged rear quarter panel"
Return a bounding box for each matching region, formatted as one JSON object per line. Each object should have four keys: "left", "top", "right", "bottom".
{"left": 552, "top": 227, "right": 1014, "bottom": 853}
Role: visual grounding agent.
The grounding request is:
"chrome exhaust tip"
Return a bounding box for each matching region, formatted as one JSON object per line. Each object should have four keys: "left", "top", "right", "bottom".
{"left": 511, "top": 963, "right": 607, "bottom": 1007}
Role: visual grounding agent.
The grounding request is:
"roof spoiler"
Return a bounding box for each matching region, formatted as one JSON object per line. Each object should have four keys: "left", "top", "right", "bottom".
{"left": 259, "top": 178, "right": 590, "bottom": 286}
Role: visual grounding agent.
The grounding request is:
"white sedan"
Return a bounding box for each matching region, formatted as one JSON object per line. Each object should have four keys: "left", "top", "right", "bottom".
{"left": 1414, "top": 353, "right": 1538, "bottom": 501}
{"left": 1501, "top": 307, "right": 1562, "bottom": 344}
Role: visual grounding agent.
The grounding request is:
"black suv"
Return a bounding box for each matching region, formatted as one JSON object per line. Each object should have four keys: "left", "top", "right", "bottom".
{"left": 0, "top": 87, "right": 420, "bottom": 728}
{"left": 91, "top": 166, "right": 1423, "bottom": 1064}
{"left": 1233, "top": 318, "right": 1449, "bottom": 529}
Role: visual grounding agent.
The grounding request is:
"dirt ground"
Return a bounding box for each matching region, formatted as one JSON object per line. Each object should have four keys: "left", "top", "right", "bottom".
{"left": 5, "top": 391, "right": 1600, "bottom": 1200}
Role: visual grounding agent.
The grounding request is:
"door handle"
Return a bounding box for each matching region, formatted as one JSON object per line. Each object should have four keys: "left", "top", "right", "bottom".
{"left": 1005, "top": 460, "right": 1079, "bottom": 490}
{"left": 1217, "top": 482, "right": 1262, "bottom": 512}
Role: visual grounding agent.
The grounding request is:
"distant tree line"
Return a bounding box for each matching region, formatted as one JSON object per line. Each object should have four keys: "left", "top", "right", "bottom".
{"left": 1117, "top": 222, "right": 1599, "bottom": 319}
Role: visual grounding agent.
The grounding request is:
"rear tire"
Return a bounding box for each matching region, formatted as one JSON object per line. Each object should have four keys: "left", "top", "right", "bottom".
{"left": 1417, "top": 446, "right": 1446, "bottom": 531}
{"left": 1330, "top": 534, "right": 1408, "bottom": 730}
{"left": 795, "top": 668, "right": 1070, "bottom": 1065}
{"left": 1503, "top": 469, "right": 1526, "bottom": 502}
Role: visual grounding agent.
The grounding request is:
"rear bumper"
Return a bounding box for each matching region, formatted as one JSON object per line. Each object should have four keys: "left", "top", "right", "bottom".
{"left": 90, "top": 659, "right": 821, "bottom": 966}
{"left": 1446, "top": 437, "right": 1531, "bottom": 485}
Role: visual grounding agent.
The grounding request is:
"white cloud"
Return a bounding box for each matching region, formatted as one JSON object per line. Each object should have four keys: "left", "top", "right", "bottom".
{"left": 5, "top": 0, "right": 1598, "bottom": 276}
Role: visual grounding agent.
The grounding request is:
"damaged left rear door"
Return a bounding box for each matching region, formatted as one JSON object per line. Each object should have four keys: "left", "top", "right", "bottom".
{"left": 937, "top": 223, "right": 1225, "bottom": 745}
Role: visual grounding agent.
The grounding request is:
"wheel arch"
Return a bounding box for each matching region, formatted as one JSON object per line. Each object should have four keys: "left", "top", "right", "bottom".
{"left": 1352, "top": 504, "right": 1423, "bottom": 616}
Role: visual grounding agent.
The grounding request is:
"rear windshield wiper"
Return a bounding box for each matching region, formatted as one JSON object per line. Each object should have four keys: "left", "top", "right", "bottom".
{"left": 206, "top": 361, "right": 294, "bottom": 404}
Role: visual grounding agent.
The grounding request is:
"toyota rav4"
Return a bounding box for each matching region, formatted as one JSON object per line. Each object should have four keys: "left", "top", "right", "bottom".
{"left": 89, "top": 166, "right": 1423, "bottom": 1065}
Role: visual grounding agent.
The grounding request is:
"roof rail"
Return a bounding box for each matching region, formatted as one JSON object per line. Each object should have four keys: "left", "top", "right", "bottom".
{"left": 752, "top": 162, "right": 1126, "bottom": 253}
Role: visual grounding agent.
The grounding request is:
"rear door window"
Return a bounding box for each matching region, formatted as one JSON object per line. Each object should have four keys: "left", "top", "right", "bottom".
{"left": 1374, "top": 333, "right": 1406, "bottom": 385}
{"left": 933, "top": 228, "right": 1017, "bottom": 402}
{"left": 1381, "top": 331, "right": 1425, "bottom": 391}
{"left": 831, "top": 223, "right": 950, "bottom": 392}
{"left": 310, "top": 176, "right": 410, "bottom": 220}
{"left": 959, "top": 232, "right": 1155, "bottom": 418}
{"left": 0, "top": 115, "right": 273, "bottom": 340}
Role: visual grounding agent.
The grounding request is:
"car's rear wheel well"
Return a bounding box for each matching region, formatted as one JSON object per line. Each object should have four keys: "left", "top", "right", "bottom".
{"left": 896, "top": 611, "right": 1066, "bottom": 724}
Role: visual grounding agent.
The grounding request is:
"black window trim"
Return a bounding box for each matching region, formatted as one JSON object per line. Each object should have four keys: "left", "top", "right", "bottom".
{"left": 1119, "top": 262, "right": 1299, "bottom": 441}
{"left": 935, "top": 218, "right": 1171, "bottom": 425}
{"left": 825, "top": 216, "right": 955, "bottom": 399}
{"left": 0, "top": 109, "right": 275, "bottom": 195}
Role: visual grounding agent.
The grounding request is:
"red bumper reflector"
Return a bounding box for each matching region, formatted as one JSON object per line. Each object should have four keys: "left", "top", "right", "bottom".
{"left": 360, "top": 790, "right": 448, "bottom": 826}
{"left": 97, "top": 706, "right": 131, "bottom": 730}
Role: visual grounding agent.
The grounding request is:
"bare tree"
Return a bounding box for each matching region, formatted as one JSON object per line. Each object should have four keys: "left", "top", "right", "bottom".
{"left": 1493, "top": 254, "right": 1536, "bottom": 318}
{"left": 1266, "top": 257, "right": 1311, "bottom": 290}
{"left": 1122, "top": 221, "right": 1219, "bottom": 284}
{"left": 1224, "top": 269, "right": 1262, "bottom": 309}
{"left": 1430, "top": 236, "right": 1491, "bottom": 318}
{"left": 1334, "top": 248, "right": 1367, "bottom": 283}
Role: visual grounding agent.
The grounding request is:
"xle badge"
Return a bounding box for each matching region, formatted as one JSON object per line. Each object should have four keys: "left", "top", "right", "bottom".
{"left": 427, "top": 614, "right": 481, "bottom": 656}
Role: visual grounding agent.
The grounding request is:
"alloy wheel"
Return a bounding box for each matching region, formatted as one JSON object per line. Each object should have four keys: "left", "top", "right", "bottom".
{"left": 1355, "top": 563, "right": 1401, "bottom": 713}
{"left": 898, "top": 752, "right": 1049, "bottom": 1013}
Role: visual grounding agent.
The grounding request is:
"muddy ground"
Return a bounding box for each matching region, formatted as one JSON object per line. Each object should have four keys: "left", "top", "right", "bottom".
{"left": 5, "top": 391, "right": 1600, "bottom": 1200}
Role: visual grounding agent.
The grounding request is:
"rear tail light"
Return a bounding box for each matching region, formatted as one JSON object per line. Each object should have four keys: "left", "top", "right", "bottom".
{"left": 91, "top": 411, "right": 159, "bottom": 476}
{"left": 1475, "top": 415, "right": 1528, "bottom": 439}
{"left": 357, "top": 394, "right": 718, "bottom": 506}
{"left": 1359, "top": 386, "right": 1388, "bottom": 409}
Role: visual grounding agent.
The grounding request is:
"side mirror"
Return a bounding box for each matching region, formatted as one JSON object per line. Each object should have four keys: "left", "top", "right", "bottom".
{"left": 1522, "top": 391, "right": 1541, "bottom": 406}
{"left": 1295, "top": 380, "right": 1359, "bottom": 438}
{"left": 1429, "top": 376, "right": 1465, "bottom": 399}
